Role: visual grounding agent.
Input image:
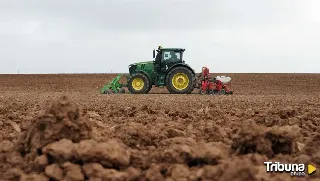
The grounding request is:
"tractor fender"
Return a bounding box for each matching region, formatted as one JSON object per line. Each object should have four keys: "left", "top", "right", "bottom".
{"left": 130, "top": 70, "right": 152, "bottom": 82}
{"left": 165, "top": 63, "right": 196, "bottom": 77}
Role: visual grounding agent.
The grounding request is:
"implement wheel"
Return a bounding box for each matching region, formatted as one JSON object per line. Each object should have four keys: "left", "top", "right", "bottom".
{"left": 118, "top": 87, "right": 125, "bottom": 93}
{"left": 128, "top": 73, "right": 151, "bottom": 94}
{"left": 103, "top": 89, "right": 114, "bottom": 94}
{"left": 218, "top": 89, "right": 226, "bottom": 95}
{"left": 165, "top": 66, "right": 195, "bottom": 94}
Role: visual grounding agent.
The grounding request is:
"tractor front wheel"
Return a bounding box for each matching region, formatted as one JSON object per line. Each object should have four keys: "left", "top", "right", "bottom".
{"left": 166, "top": 66, "right": 195, "bottom": 94}
{"left": 128, "top": 73, "right": 151, "bottom": 94}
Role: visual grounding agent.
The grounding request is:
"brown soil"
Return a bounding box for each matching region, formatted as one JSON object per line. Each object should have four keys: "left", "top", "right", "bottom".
{"left": 0, "top": 73, "right": 319, "bottom": 181}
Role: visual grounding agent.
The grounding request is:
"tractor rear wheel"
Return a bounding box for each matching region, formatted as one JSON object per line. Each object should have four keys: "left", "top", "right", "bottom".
{"left": 165, "top": 66, "right": 196, "bottom": 94}
{"left": 128, "top": 73, "right": 151, "bottom": 94}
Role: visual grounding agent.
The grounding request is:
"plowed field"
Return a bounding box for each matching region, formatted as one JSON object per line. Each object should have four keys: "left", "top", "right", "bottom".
{"left": 0, "top": 73, "right": 319, "bottom": 181}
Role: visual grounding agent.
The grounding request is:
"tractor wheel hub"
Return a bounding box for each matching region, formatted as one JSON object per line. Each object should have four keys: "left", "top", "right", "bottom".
{"left": 132, "top": 78, "right": 144, "bottom": 90}
{"left": 172, "top": 73, "right": 189, "bottom": 90}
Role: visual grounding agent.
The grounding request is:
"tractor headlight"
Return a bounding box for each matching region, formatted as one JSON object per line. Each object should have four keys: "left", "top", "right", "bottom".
{"left": 128, "top": 64, "right": 136, "bottom": 74}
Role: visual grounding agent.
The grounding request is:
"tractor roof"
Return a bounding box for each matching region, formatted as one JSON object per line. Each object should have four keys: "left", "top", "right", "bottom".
{"left": 160, "top": 48, "right": 185, "bottom": 52}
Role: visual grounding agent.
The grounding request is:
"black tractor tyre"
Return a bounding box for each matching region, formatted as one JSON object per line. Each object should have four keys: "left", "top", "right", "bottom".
{"left": 165, "top": 66, "right": 196, "bottom": 94}
{"left": 146, "top": 84, "right": 152, "bottom": 93}
{"left": 128, "top": 73, "right": 151, "bottom": 94}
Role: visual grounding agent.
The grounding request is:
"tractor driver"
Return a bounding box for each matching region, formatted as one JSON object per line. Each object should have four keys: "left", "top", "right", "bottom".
{"left": 166, "top": 51, "right": 180, "bottom": 66}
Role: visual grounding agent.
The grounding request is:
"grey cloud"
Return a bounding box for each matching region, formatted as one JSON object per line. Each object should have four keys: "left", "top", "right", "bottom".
{"left": 0, "top": 0, "right": 319, "bottom": 73}
{"left": 0, "top": 0, "right": 306, "bottom": 31}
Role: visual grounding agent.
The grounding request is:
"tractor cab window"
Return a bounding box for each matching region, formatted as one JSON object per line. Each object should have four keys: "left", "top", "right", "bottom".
{"left": 162, "top": 51, "right": 181, "bottom": 62}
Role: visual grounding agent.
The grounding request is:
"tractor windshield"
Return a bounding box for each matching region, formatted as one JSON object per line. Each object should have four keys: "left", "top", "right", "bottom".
{"left": 162, "top": 50, "right": 181, "bottom": 62}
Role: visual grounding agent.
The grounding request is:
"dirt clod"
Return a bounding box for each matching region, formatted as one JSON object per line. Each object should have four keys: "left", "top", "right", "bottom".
{"left": 0, "top": 73, "right": 319, "bottom": 181}
{"left": 16, "top": 96, "right": 92, "bottom": 156}
{"left": 45, "top": 163, "right": 63, "bottom": 180}
{"left": 231, "top": 123, "right": 299, "bottom": 158}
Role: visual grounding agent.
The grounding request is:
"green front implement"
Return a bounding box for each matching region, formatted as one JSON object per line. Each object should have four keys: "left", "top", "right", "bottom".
{"left": 101, "top": 74, "right": 127, "bottom": 94}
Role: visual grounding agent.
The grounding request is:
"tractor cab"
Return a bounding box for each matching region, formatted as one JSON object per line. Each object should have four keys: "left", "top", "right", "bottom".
{"left": 153, "top": 46, "right": 185, "bottom": 73}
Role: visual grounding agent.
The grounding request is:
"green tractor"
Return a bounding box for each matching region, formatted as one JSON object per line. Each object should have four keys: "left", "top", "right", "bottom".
{"left": 101, "top": 46, "right": 197, "bottom": 94}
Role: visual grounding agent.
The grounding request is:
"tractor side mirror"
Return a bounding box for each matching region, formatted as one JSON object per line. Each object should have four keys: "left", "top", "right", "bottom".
{"left": 153, "top": 49, "right": 155, "bottom": 58}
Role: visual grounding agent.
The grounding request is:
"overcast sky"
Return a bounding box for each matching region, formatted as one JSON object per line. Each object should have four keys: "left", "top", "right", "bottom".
{"left": 0, "top": 0, "right": 320, "bottom": 73}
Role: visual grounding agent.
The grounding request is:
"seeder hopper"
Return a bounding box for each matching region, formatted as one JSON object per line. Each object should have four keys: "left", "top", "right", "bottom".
{"left": 101, "top": 46, "right": 233, "bottom": 95}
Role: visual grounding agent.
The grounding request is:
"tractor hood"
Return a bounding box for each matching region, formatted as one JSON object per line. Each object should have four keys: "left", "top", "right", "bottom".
{"left": 128, "top": 61, "right": 154, "bottom": 74}
{"left": 129, "top": 61, "right": 153, "bottom": 66}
